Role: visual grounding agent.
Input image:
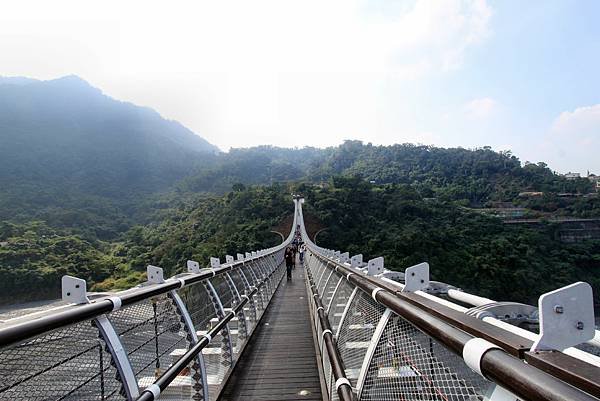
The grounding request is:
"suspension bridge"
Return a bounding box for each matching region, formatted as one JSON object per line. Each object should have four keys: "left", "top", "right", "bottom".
{"left": 0, "top": 197, "right": 599, "bottom": 401}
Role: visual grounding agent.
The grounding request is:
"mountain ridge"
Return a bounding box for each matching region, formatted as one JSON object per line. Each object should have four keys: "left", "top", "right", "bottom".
{"left": 0, "top": 75, "right": 219, "bottom": 201}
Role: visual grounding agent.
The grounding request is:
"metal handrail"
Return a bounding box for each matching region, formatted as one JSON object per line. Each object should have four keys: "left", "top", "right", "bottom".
{"left": 305, "top": 261, "right": 354, "bottom": 401}
{"left": 0, "top": 206, "right": 298, "bottom": 349}
{"left": 0, "top": 202, "right": 299, "bottom": 401}
{"left": 136, "top": 266, "right": 280, "bottom": 401}
{"left": 296, "top": 198, "right": 600, "bottom": 401}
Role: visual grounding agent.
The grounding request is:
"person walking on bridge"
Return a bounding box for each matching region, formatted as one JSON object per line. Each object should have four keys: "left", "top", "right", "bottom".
{"left": 285, "top": 247, "right": 294, "bottom": 280}
{"left": 299, "top": 244, "right": 305, "bottom": 265}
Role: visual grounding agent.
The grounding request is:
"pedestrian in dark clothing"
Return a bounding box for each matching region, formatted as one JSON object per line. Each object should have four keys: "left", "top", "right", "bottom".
{"left": 291, "top": 243, "right": 298, "bottom": 269}
{"left": 285, "top": 247, "right": 294, "bottom": 280}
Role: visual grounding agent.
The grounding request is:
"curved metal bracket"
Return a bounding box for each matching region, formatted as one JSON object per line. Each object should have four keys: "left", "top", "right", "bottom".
{"left": 95, "top": 315, "right": 140, "bottom": 400}
{"left": 320, "top": 269, "right": 335, "bottom": 294}
{"left": 335, "top": 287, "right": 359, "bottom": 339}
{"left": 356, "top": 308, "right": 392, "bottom": 398}
{"left": 467, "top": 301, "right": 538, "bottom": 324}
{"left": 225, "top": 273, "right": 248, "bottom": 340}
{"left": 204, "top": 280, "right": 234, "bottom": 366}
{"left": 326, "top": 276, "right": 344, "bottom": 314}
{"left": 169, "top": 290, "right": 209, "bottom": 401}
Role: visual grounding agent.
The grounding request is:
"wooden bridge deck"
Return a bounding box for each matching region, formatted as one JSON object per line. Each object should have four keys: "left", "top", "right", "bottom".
{"left": 219, "top": 265, "right": 322, "bottom": 401}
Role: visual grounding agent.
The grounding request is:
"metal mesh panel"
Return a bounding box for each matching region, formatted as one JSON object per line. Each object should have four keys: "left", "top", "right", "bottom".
{"left": 307, "top": 258, "right": 318, "bottom": 281}
{"left": 323, "top": 273, "right": 342, "bottom": 310}
{"left": 307, "top": 255, "right": 320, "bottom": 278}
{"left": 264, "top": 270, "right": 275, "bottom": 297}
{"left": 223, "top": 273, "right": 249, "bottom": 355}
{"left": 328, "top": 280, "right": 355, "bottom": 332}
{"left": 322, "top": 345, "right": 333, "bottom": 400}
{"left": 0, "top": 320, "right": 124, "bottom": 401}
{"left": 315, "top": 263, "right": 329, "bottom": 288}
{"left": 315, "top": 258, "right": 327, "bottom": 277}
{"left": 209, "top": 276, "right": 236, "bottom": 309}
{"left": 159, "top": 358, "right": 202, "bottom": 401}
{"left": 249, "top": 261, "right": 266, "bottom": 281}
{"left": 229, "top": 269, "right": 250, "bottom": 293}
{"left": 202, "top": 326, "right": 231, "bottom": 401}
{"left": 229, "top": 313, "right": 245, "bottom": 361}
{"left": 242, "top": 264, "right": 266, "bottom": 314}
{"left": 241, "top": 266, "right": 256, "bottom": 286}
{"left": 179, "top": 281, "right": 217, "bottom": 333}
{"left": 318, "top": 269, "right": 335, "bottom": 295}
{"left": 229, "top": 269, "right": 257, "bottom": 335}
{"left": 360, "top": 314, "right": 491, "bottom": 401}
{"left": 337, "top": 291, "right": 385, "bottom": 387}
{"left": 108, "top": 295, "right": 189, "bottom": 392}
{"left": 250, "top": 262, "right": 270, "bottom": 297}
{"left": 331, "top": 382, "right": 340, "bottom": 401}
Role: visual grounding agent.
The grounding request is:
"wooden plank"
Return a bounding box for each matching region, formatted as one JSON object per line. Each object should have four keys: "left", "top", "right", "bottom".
{"left": 219, "top": 267, "right": 323, "bottom": 401}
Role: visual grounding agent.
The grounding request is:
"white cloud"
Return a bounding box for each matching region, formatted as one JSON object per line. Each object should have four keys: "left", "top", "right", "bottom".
{"left": 540, "top": 104, "right": 600, "bottom": 173}
{"left": 552, "top": 104, "right": 600, "bottom": 137}
{"left": 464, "top": 97, "right": 497, "bottom": 118}
{"left": 0, "top": 0, "right": 493, "bottom": 150}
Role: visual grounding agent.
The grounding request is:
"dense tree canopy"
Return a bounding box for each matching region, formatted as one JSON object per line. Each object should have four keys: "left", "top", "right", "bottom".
{"left": 299, "top": 177, "right": 600, "bottom": 304}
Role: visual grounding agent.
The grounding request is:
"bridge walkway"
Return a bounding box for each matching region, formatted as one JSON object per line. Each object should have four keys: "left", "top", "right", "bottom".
{"left": 219, "top": 263, "right": 322, "bottom": 401}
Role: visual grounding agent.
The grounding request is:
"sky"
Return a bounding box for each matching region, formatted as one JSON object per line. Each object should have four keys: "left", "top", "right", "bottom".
{"left": 0, "top": 0, "right": 599, "bottom": 174}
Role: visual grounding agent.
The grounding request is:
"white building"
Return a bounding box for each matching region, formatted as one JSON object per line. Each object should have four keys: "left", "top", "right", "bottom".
{"left": 563, "top": 172, "right": 581, "bottom": 180}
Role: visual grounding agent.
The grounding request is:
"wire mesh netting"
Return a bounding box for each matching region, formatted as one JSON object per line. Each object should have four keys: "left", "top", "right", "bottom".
{"left": 318, "top": 269, "right": 335, "bottom": 295}
{"left": 208, "top": 276, "right": 236, "bottom": 310}
{"left": 223, "top": 273, "right": 249, "bottom": 350}
{"left": 322, "top": 273, "right": 342, "bottom": 311}
{"left": 240, "top": 264, "right": 258, "bottom": 286}
{"left": 179, "top": 282, "right": 217, "bottom": 333}
{"left": 250, "top": 262, "right": 270, "bottom": 297}
{"left": 228, "top": 269, "right": 250, "bottom": 294}
{"left": 328, "top": 280, "right": 355, "bottom": 333}
{"left": 337, "top": 291, "right": 385, "bottom": 387}
{"left": 156, "top": 357, "right": 204, "bottom": 401}
{"left": 242, "top": 263, "right": 266, "bottom": 314}
{"left": 315, "top": 263, "right": 330, "bottom": 288}
{"left": 202, "top": 326, "right": 233, "bottom": 401}
{"left": 307, "top": 255, "right": 321, "bottom": 280}
{"left": 108, "top": 295, "right": 190, "bottom": 394}
{"left": 360, "top": 314, "right": 491, "bottom": 401}
{"left": 322, "top": 342, "right": 333, "bottom": 400}
{"left": 229, "top": 268, "right": 257, "bottom": 335}
{"left": 0, "top": 319, "right": 125, "bottom": 401}
{"left": 0, "top": 252, "right": 287, "bottom": 401}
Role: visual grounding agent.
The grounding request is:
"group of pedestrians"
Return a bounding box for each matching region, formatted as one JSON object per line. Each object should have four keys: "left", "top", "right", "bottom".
{"left": 285, "top": 236, "right": 305, "bottom": 281}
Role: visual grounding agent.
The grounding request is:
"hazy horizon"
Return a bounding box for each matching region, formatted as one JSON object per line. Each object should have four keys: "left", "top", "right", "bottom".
{"left": 2, "top": 1, "right": 599, "bottom": 174}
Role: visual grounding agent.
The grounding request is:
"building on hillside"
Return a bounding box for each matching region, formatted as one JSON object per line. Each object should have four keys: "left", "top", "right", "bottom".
{"left": 476, "top": 208, "right": 527, "bottom": 219}
{"left": 587, "top": 173, "right": 600, "bottom": 192}
{"left": 557, "top": 193, "right": 583, "bottom": 197}
{"left": 487, "top": 201, "right": 516, "bottom": 208}
{"left": 518, "top": 191, "right": 543, "bottom": 198}
{"left": 562, "top": 172, "right": 581, "bottom": 180}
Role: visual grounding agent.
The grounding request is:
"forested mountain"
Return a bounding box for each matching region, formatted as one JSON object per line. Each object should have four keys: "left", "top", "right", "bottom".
{"left": 0, "top": 76, "right": 598, "bottom": 306}
{"left": 308, "top": 141, "right": 594, "bottom": 203}
{"left": 0, "top": 75, "right": 219, "bottom": 227}
{"left": 180, "top": 140, "right": 594, "bottom": 207}
{"left": 3, "top": 181, "right": 597, "bottom": 305}
{"left": 179, "top": 146, "right": 325, "bottom": 193}
{"left": 0, "top": 186, "right": 291, "bottom": 303}
{"left": 300, "top": 178, "right": 600, "bottom": 304}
